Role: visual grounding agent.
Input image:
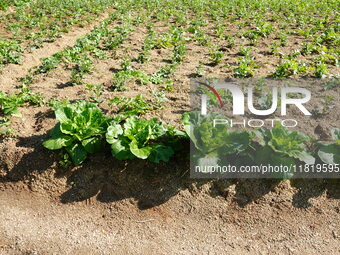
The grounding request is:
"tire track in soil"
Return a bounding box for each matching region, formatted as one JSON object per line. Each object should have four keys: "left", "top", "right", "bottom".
{"left": 0, "top": 11, "right": 111, "bottom": 91}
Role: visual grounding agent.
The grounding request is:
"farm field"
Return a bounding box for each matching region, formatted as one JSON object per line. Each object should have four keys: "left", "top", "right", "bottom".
{"left": 0, "top": 0, "right": 339, "bottom": 254}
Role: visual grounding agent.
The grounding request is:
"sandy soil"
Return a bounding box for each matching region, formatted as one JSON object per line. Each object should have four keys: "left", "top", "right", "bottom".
{"left": 1, "top": 180, "right": 339, "bottom": 255}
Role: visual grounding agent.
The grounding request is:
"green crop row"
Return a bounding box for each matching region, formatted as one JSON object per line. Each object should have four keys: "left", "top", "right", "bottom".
{"left": 43, "top": 100, "right": 187, "bottom": 166}
{"left": 0, "top": 0, "right": 121, "bottom": 66}
{"left": 41, "top": 101, "right": 339, "bottom": 174}
{"left": 0, "top": 0, "right": 31, "bottom": 11}
{"left": 8, "top": 0, "right": 339, "bottom": 85}
{"left": 1, "top": 92, "right": 338, "bottom": 174}
{"left": 183, "top": 112, "right": 339, "bottom": 172}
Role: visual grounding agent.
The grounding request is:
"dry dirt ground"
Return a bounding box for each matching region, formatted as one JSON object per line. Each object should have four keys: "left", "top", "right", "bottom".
{"left": 1, "top": 179, "right": 339, "bottom": 255}
{"left": 0, "top": 9, "right": 339, "bottom": 255}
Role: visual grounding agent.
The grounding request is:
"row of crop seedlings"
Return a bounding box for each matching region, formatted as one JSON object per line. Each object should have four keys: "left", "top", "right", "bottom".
{"left": 0, "top": 0, "right": 125, "bottom": 67}
{"left": 0, "top": 5, "right": 141, "bottom": 134}
{"left": 18, "top": 9, "right": 142, "bottom": 88}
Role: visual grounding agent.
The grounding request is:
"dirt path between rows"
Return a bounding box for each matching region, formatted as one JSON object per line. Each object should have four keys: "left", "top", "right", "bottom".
{"left": 0, "top": 11, "right": 110, "bottom": 91}
{"left": 0, "top": 182, "right": 339, "bottom": 255}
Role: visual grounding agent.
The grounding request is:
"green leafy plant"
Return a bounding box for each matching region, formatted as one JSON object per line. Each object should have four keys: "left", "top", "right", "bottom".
{"left": 85, "top": 84, "right": 104, "bottom": 104}
{"left": 238, "top": 46, "right": 252, "bottom": 56}
{"left": 278, "top": 32, "right": 287, "bottom": 46}
{"left": 269, "top": 41, "right": 279, "bottom": 55}
{"left": 314, "top": 61, "right": 328, "bottom": 78}
{"left": 181, "top": 112, "right": 250, "bottom": 156}
{"left": 109, "top": 95, "right": 153, "bottom": 116}
{"left": 0, "top": 88, "right": 44, "bottom": 135}
{"left": 111, "top": 69, "right": 149, "bottom": 91}
{"left": 255, "top": 122, "right": 315, "bottom": 165}
{"left": 233, "top": 56, "right": 255, "bottom": 78}
{"left": 150, "top": 64, "right": 177, "bottom": 84}
{"left": 106, "top": 116, "right": 179, "bottom": 163}
{"left": 0, "top": 39, "right": 22, "bottom": 66}
{"left": 225, "top": 34, "right": 235, "bottom": 48}
{"left": 257, "top": 93, "right": 274, "bottom": 110}
{"left": 172, "top": 42, "right": 186, "bottom": 63}
{"left": 151, "top": 89, "right": 167, "bottom": 108}
{"left": 194, "top": 63, "right": 205, "bottom": 77}
{"left": 37, "top": 55, "right": 62, "bottom": 73}
{"left": 311, "top": 95, "right": 335, "bottom": 117}
{"left": 209, "top": 47, "right": 225, "bottom": 65}
{"left": 182, "top": 112, "right": 317, "bottom": 179}
{"left": 318, "top": 129, "right": 340, "bottom": 164}
{"left": 43, "top": 101, "right": 108, "bottom": 165}
{"left": 272, "top": 60, "right": 308, "bottom": 78}
{"left": 324, "top": 79, "right": 339, "bottom": 90}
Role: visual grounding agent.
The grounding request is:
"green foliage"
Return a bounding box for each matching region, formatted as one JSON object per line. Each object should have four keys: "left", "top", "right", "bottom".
{"left": 314, "top": 61, "right": 328, "bottom": 78}
{"left": 0, "top": 39, "right": 22, "bottom": 66}
{"left": 194, "top": 63, "right": 205, "bottom": 77}
{"left": 1, "top": 0, "right": 118, "bottom": 64}
{"left": 318, "top": 129, "right": 340, "bottom": 165}
{"left": 233, "top": 56, "right": 255, "bottom": 78}
{"left": 70, "top": 55, "right": 93, "bottom": 84}
{"left": 37, "top": 55, "right": 62, "bottom": 73}
{"left": 109, "top": 95, "right": 153, "bottom": 116}
{"left": 0, "top": 0, "right": 30, "bottom": 10}
{"left": 106, "top": 116, "right": 179, "bottom": 163}
{"left": 324, "top": 79, "right": 339, "bottom": 90}
{"left": 85, "top": 84, "right": 104, "bottom": 104}
{"left": 181, "top": 112, "right": 250, "bottom": 156}
{"left": 150, "top": 64, "right": 177, "bottom": 84}
{"left": 272, "top": 60, "right": 308, "bottom": 78}
{"left": 172, "top": 42, "right": 186, "bottom": 63}
{"left": 111, "top": 69, "right": 149, "bottom": 91}
{"left": 269, "top": 41, "right": 279, "bottom": 55}
{"left": 209, "top": 47, "right": 225, "bottom": 65}
{"left": 0, "top": 88, "right": 44, "bottom": 135}
{"left": 256, "top": 122, "right": 315, "bottom": 165}
{"left": 238, "top": 46, "right": 252, "bottom": 57}
{"left": 311, "top": 95, "right": 335, "bottom": 117}
{"left": 3, "top": 0, "right": 340, "bottom": 171}
{"left": 182, "top": 112, "right": 318, "bottom": 178}
{"left": 43, "top": 101, "right": 108, "bottom": 165}
{"left": 43, "top": 100, "right": 185, "bottom": 165}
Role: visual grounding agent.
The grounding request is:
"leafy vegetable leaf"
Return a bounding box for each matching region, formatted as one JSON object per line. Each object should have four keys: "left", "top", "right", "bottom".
{"left": 43, "top": 124, "right": 74, "bottom": 150}
{"left": 149, "top": 144, "right": 174, "bottom": 163}
{"left": 66, "top": 143, "right": 88, "bottom": 165}
{"left": 318, "top": 144, "right": 340, "bottom": 165}
{"left": 82, "top": 137, "right": 105, "bottom": 154}
{"left": 129, "top": 139, "right": 152, "bottom": 159}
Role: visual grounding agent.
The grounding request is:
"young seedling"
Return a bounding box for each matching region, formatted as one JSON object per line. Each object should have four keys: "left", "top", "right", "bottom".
{"left": 85, "top": 84, "right": 104, "bottom": 104}
{"left": 314, "top": 61, "right": 329, "bottom": 78}
{"left": 209, "top": 47, "right": 225, "bottom": 66}
{"left": 233, "top": 56, "right": 256, "bottom": 78}
{"left": 272, "top": 60, "right": 308, "bottom": 78}
{"left": 312, "top": 95, "right": 335, "bottom": 117}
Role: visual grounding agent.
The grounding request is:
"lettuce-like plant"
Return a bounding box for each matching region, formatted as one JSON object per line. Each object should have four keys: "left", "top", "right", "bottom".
{"left": 106, "top": 116, "right": 175, "bottom": 163}
{"left": 43, "top": 101, "right": 108, "bottom": 165}
{"left": 181, "top": 111, "right": 250, "bottom": 156}
{"left": 254, "top": 122, "right": 315, "bottom": 165}
{"left": 318, "top": 128, "right": 340, "bottom": 164}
